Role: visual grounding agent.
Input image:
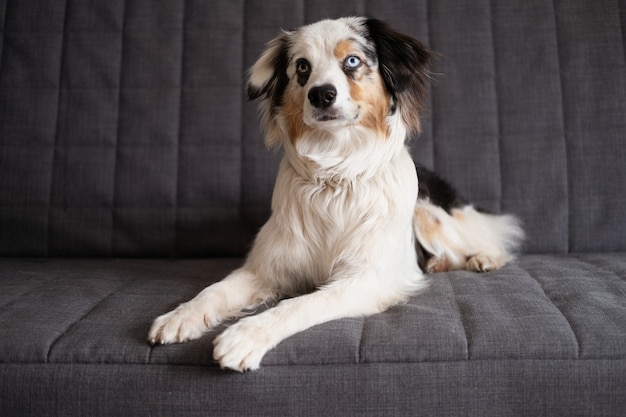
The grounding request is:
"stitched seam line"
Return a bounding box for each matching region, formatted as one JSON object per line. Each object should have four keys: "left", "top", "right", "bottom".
{"left": 448, "top": 276, "right": 470, "bottom": 360}
{"left": 173, "top": 0, "right": 186, "bottom": 258}
{"left": 488, "top": 0, "right": 503, "bottom": 212}
{"left": 45, "top": 280, "right": 131, "bottom": 363}
{"left": 425, "top": 0, "right": 436, "bottom": 170}
{"left": 110, "top": 0, "right": 127, "bottom": 257}
{"left": 239, "top": 1, "right": 246, "bottom": 253}
{"left": 621, "top": 2, "right": 626, "bottom": 80}
{"left": 0, "top": 272, "right": 66, "bottom": 313}
{"left": 7, "top": 357, "right": 625, "bottom": 366}
{"left": 551, "top": 0, "right": 570, "bottom": 253}
{"left": 46, "top": 0, "right": 70, "bottom": 256}
{"left": 523, "top": 264, "right": 581, "bottom": 359}
{"left": 0, "top": 1, "right": 9, "bottom": 94}
{"left": 356, "top": 317, "right": 367, "bottom": 364}
{"left": 572, "top": 254, "right": 626, "bottom": 295}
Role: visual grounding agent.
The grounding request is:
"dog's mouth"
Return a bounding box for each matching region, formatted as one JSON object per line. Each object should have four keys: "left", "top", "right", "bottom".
{"left": 317, "top": 114, "right": 340, "bottom": 122}
{"left": 310, "top": 108, "right": 360, "bottom": 126}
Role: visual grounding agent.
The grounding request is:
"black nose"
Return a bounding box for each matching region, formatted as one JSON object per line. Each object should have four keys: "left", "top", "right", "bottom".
{"left": 308, "top": 84, "right": 337, "bottom": 109}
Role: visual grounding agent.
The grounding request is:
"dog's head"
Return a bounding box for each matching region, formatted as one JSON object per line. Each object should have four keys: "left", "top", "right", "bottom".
{"left": 248, "top": 17, "right": 431, "bottom": 149}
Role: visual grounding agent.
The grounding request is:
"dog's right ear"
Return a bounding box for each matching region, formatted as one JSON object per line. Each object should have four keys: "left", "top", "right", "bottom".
{"left": 364, "top": 19, "right": 431, "bottom": 136}
{"left": 247, "top": 32, "right": 291, "bottom": 111}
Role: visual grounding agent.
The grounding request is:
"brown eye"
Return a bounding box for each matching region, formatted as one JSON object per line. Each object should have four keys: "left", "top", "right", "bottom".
{"left": 295, "top": 58, "right": 312, "bottom": 87}
{"left": 296, "top": 59, "right": 311, "bottom": 74}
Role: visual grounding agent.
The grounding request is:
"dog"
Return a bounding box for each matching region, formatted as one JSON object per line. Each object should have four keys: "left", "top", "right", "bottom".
{"left": 148, "top": 17, "right": 524, "bottom": 372}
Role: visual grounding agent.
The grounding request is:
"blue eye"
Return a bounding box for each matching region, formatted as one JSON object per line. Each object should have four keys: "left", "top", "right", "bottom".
{"left": 344, "top": 56, "right": 362, "bottom": 69}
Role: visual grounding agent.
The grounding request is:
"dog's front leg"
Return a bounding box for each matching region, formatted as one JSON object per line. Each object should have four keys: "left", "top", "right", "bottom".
{"left": 148, "top": 268, "right": 275, "bottom": 345}
{"left": 212, "top": 273, "right": 399, "bottom": 372}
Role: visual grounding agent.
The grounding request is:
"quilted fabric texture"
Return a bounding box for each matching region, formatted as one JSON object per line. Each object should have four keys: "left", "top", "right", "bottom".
{"left": 1, "top": 0, "right": 625, "bottom": 257}
{"left": 2, "top": 256, "right": 625, "bottom": 366}
{"left": 1, "top": 257, "right": 625, "bottom": 416}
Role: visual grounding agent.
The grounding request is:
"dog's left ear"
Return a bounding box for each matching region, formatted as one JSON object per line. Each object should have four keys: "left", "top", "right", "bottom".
{"left": 364, "top": 18, "right": 432, "bottom": 135}
{"left": 247, "top": 32, "right": 292, "bottom": 148}
{"left": 247, "top": 32, "right": 291, "bottom": 109}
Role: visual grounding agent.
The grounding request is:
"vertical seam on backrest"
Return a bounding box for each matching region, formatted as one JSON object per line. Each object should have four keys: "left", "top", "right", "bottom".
{"left": 173, "top": 0, "right": 187, "bottom": 257}
{"left": 425, "top": 0, "right": 436, "bottom": 170}
{"left": 46, "top": 0, "right": 69, "bottom": 257}
{"left": 239, "top": 1, "right": 246, "bottom": 253}
{"left": 488, "top": 0, "right": 502, "bottom": 212}
{"left": 0, "top": 1, "right": 8, "bottom": 77}
{"left": 551, "top": 0, "right": 570, "bottom": 254}
{"left": 621, "top": 2, "right": 626, "bottom": 78}
{"left": 111, "top": 0, "right": 127, "bottom": 257}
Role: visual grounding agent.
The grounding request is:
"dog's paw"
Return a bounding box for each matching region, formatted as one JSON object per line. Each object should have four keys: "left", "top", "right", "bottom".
{"left": 148, "top": 303, "right": 210, "bottom": 345}
{"left": 466, "top": 254, "right": 502, "bottom": 273}
{"left": 426, "top": 256, "right": 450, "bottom": 273}
{"left": 212, "top": 318, "right": 274, "bottom": 372}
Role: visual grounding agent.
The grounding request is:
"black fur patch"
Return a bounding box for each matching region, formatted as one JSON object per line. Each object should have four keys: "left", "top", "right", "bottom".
{"left": 416, "top": 165, "right": 467, "bottom": 213}
{"left": 363, "top": 19, "right": 430, "bottom": 92}
{"left": 247, "top": 34, "right": 291, "bottom": 114}
{"left": 415, "top": 165, "right": 467, "bottom": 271}
{"left": 363, "top": 18, "right": 431, "bottom": 134}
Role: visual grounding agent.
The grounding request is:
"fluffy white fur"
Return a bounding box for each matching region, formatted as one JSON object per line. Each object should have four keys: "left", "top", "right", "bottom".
{"left": 148, "top": 17, "right": 522, "bottom": 372}
{"left": 414, "top": 201, "right": 524, "bottom": 273}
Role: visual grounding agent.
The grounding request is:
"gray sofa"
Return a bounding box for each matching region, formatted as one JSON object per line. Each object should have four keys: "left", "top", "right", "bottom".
{"left": 1, "top": 0, "right": 625, "bottom": 416}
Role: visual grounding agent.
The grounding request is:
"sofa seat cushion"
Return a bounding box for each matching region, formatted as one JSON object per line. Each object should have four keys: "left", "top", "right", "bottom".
{"left": 1, "top": 255, "right": 625, "bottom": 367}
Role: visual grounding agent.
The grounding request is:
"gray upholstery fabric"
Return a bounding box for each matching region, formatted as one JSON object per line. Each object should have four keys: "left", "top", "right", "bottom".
{"left": 1, "top": 0, "right": 625, "bottom": 416}
{"left": 1, "top": 257, "right": 625, "bottom": 417}
{"left": 2, "top": 256, "right": 625, "bottom": 366}
{"left": 1, "top": 0, "right": 625, "bottom": 257}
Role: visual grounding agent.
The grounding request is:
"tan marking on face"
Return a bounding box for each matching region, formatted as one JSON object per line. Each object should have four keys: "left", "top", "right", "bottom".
{"left": 334, "top": 39, "right": 354, "bottom": 60}
{"left": 350, "top": 71, "right": 391, "bottom": 137}
{"left": 283, "top": 88, "right": 312, "bottom": 143}
{"left": 334, "top": 40, "right": 391, "bottom": 137}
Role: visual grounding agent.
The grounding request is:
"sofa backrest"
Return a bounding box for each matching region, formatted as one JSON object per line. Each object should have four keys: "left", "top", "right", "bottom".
{"left": 1, "top": 0, "right": 625, "bottom": 257}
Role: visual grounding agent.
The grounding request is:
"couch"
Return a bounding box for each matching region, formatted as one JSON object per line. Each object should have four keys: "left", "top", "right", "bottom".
{"left": 1, "top": 0, "right": 625, "bottom": 416}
